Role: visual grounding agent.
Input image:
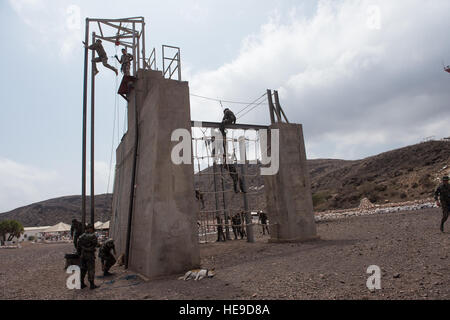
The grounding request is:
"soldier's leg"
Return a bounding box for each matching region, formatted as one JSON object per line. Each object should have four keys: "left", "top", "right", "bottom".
{"left": 123, "top": 63, "right": 131, "bottom": 76}
{"left": 80, "top": 258, "right": 88, "bottom": 288}
{"left": 101, "top": 57, "right": 118, "bottom": 75}
{"left": 92, "top": 57, "right": 102, "bottom": 75}
{"left": 441, "top": 205, "right": 449, "bottom": 232}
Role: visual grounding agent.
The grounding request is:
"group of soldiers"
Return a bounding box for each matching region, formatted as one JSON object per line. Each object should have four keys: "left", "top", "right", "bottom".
{"left": 83, "top": 39, "right": 133, "bottom": 77}
{"left": 70, "top": 219, "right": 117, "bottom": 290}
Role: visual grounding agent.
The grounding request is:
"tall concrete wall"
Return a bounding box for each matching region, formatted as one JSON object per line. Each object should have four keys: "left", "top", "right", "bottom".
{"left": 111, "top": 69, "right": 200, "bottom": 279}
{"left": 263, "top": 123, "right": 318, "bottom": 242}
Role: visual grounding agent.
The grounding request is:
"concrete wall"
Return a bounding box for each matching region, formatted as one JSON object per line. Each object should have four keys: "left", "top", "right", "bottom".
{"left": 111, "top": 70, "right": 200, "bottom": 278}
{"left": 263, "top": 123, "right": 318, "bottom": 242}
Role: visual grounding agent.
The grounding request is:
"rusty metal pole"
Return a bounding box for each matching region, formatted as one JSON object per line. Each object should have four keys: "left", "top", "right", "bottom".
{"left": 81, "top": 19, "right": 89, "bottom": 232}
{"left": 90, "top": 31, "right": 96, "bottom": 227}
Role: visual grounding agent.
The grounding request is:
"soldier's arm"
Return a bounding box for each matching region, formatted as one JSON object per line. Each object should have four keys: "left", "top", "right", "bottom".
{"left": 435, "top": 186, "right": 441, "bottom": 206}
{"left": 434, "top": 186, "right": 440, "bottom": 201}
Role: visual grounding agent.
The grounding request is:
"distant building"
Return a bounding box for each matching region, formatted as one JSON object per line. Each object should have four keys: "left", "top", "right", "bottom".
{"left": 18, "top": 226, "right": 50, "bottom": 242}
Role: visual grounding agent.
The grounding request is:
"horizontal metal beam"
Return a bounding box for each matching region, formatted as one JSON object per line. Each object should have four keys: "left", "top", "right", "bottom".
{"left": 191, "top": 121, "right": 269, "bottom": 131}
{"left": 87, "top": 17, "right": 144, "bottom": 23}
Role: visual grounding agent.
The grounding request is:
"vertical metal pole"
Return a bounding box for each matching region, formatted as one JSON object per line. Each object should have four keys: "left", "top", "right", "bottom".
{"left": 81, "top": 19, "right": 89, "bottom": 232}
{"left": 220, "top": 165, "right": 231, "bottom": 240}
{"left": 137, "top": 29, "right": 140, "bottom": 70}
{"left": 90, "top": 32, "right": 96, "bottom": 227}
{"left": 212, "top": 141, "right": 222, "bottom": 241}
{"left": 274, "top": 91, "right": 289, "bottom": 123}
{"left": 239, "top": 136, "right": 254, "bottom": 243}
{"left": 177, "top": 49, "right": 182, "bottom": 81}
{"left": 141, "top": 21, "right": 146, "bottom": 69}
{"left": 267, "top": 89, "right": 275, "bottom": 125}
{"left": 162, "top": 45, "right": 165, "bottom": 77}
{"left": 132, "top": 22, "right": 136, "bottom": 76}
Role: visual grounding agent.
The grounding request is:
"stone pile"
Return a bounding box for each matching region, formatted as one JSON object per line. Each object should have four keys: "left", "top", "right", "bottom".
{"left": 315, "top": 198, "right": 437, "bottom": 223}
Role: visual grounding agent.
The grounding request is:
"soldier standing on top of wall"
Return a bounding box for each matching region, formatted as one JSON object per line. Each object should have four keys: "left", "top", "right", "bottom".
{"left": 83, "top": 39, "right": 118, "bottom": 76}
{"left": 115, "top": 48, "right": 134, "bottom": 76}
{"left": 435, "top": 176, "right": 450, "bottom": 233}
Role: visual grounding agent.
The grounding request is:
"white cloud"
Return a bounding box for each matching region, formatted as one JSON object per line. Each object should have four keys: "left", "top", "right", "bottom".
{"left": 0, "top": 158, "right": 113, "bottom": 213}
{"left": 8, "top": 0, "right": 83, "bottom": 60}
{"left": 189, "top": 0, "right": 450, "bottom": 159}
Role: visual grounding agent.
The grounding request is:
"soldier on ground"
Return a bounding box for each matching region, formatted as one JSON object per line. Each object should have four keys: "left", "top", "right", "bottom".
{"left": 258, "top": 210, "right": 270, "bottom": 235}
{"left": 216, "top": 216, "right": 226, "bottom": 242}
{"left": 115, "top": 48, "right": 134, "bottom": 76}
{"left": 435, "top": 175, "right": 450, "bottom": 233}
{"left": 98, "top": 239, "right": 116, "bottom": 277}
{"left": 83, "top": 39, "right": 118, "bottom": 76}
{"left": 70, "top": 219, "right": 83, "bottom": 250}
{"left": 77, "top": 224, "right": 99, "bottom": 289}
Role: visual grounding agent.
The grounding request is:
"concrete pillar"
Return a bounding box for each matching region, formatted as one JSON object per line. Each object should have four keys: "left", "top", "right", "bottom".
{"left": 111, "top": 69, "right": 200, "bottom": 279}
{"left": 263, "top": 123, "right": 318, "bottom": 243}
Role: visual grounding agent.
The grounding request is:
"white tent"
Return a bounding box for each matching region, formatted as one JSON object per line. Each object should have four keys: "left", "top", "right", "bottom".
{"left": 100, "top": 221, "right": 110, "bottom": 229}
{"left": 44, "top": 222, "right": 71, "bottom": 233}
{"left": 95, "top": 221, "right": 110, "bottom": 230}
{"left": 94, "top": 221, "right": 104, "bottom": 229}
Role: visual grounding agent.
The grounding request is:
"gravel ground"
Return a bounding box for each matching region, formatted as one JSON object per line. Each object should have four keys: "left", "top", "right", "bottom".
{"left": 1, "top": 207, "right": 449, "bottom": 300}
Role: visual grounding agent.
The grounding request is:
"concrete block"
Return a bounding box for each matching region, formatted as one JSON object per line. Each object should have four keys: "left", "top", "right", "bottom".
{"left": 263, "top": 123, "right": 318, "bottom": 243}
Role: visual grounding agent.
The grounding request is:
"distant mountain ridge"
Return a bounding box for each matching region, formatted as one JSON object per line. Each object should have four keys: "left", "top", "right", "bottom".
{"left": 1, "top": 140, "right": 449, "bottom": 226}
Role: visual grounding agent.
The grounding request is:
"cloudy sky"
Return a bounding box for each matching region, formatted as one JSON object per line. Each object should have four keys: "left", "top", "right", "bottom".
{"left": 1, "top": 0, "right": 450, "bottom": 212}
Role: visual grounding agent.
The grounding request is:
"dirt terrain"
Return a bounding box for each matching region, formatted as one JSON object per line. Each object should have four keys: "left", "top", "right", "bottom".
{"left": 1, "top": 207, "right": 449, "bottom": 300}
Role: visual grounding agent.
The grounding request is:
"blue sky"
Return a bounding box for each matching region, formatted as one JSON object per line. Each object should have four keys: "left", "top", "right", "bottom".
{"left": 1, "top": 0, "right": 450, "bottom": 212}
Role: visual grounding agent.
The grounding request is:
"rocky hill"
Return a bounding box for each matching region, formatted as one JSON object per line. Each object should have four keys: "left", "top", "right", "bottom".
{"left": 1, "top": 140, "right": 449, "bottom": 226}
{"left": 0, "top": 194, "right": 112, "bottom": 227}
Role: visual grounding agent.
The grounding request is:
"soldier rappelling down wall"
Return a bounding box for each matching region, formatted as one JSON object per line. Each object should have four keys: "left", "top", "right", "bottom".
{"left": 115, "top": 49, "right": 134, "bottom": 76}
{"left": 83, "top": 39, "right": 118, "bottom": 76}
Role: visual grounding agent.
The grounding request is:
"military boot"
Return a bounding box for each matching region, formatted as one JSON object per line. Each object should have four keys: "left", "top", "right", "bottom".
{"left": 80, "top": 282, "right": 87, "bottom": 289}
{"left": 89, "top": 281, "right": 99, "bottom": 290}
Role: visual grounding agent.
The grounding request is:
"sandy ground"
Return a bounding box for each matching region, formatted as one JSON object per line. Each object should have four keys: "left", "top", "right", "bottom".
{"left": 1, "top": 207, "right": 449, "bottom": 300}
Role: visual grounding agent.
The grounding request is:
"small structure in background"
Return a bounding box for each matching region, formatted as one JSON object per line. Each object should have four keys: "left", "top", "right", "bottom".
{"left": 19, "top": 226, "right": 50, "bottom": 242}
{"left": 42, "top": 222, "right": 71, "bottom": 242}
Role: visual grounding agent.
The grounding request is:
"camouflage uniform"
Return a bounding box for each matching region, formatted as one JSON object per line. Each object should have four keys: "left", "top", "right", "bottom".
{"left": 77, "top": 231, "right": 98, "bottom": 284}
{"left": 259, "top": 211, "right": 270, "bottom": 235}
{"left": 98, "top": 239, "right": 116, "bottom": 275}
{"left": 116, "top": 52, "right": 134, "bottom": 76}
{"left": 70, "top": 220, "right": 83, "bottom": 251}
{"left": 219, "top": 108, "right": 236, "bottom": 139}
{"left": 434, "top": 181, "right": 450, "bottom": 232}
{"left": 87, "top": 40, "right": 118, "bottom": 75}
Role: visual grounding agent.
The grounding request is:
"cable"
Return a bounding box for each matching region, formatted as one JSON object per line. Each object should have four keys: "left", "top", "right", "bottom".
{"left": 237, "top": 98, "right": 267, "bottom": 120}
{"left": 235, "top": 92, "right": 267, "bottom": 116}
{"left": 190, "top": 93, "right": 268, "bottom": 106}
